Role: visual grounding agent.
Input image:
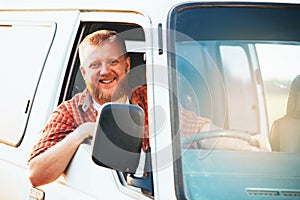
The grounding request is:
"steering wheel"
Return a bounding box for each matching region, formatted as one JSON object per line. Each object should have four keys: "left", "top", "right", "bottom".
{"left": 181, "top": 129, "right": 259, "bottom": 148}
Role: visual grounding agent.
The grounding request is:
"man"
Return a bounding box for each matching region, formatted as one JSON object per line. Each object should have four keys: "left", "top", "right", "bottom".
{"left": 28, "top": 29, "right": 270, "bottom": 187}
{"left": 28, "top": 30, "right": 135, "bottom": 186}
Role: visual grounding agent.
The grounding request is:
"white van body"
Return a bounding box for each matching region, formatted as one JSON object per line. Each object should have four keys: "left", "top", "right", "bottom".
{"left": 0, "top": 0, "right": 300, "bottom": 199}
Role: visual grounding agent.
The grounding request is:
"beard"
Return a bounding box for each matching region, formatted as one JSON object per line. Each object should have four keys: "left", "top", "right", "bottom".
{"left": 87, "top": 75, "right": 129, "bottom": 103}
{"left": 95, "top": 89, "right": 112, "bottom": 102}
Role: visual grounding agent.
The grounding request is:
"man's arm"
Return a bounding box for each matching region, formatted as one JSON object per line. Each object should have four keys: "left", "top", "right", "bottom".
{"left": 179, "top": 107, "right": 271, "bottom": 152}
{"left": 28, "top": 122, "right": 95, "bottom": 186}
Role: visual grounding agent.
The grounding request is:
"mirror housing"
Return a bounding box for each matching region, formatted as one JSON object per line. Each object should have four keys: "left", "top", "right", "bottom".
{"left": 92, "top": 103, "right": 144, "bottom": 173}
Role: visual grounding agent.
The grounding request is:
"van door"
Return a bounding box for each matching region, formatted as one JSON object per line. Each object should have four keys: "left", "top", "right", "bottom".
{"left": 39, "top": 11, "right": 154, "bottom": 199}
{"left": 0, "top": 11, "right": 79, "bottom": 200}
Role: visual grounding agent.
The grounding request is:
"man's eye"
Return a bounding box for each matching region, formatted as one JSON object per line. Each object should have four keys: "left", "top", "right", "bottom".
{"left": 110, "top": 60, "right": 119, "bottom": 66}
{"left": 90, "top": 63, "right": 101, "bottom": 69}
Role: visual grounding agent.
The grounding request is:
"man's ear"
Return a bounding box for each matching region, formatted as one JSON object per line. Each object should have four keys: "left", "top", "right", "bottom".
{"left": 80, "top": 66, "right": 86, "bottom": 79}
{"left": 125, "top": 56, "right": 131, "bottom": 72}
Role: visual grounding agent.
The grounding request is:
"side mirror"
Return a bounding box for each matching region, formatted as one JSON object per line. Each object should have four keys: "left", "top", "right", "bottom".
{"left": 92, "top": 103, "right": 144, "bottom": 173}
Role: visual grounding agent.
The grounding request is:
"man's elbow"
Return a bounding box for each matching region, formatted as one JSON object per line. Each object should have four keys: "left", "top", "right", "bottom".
{"left": 28, "top": 161, "right": 41, "bottom": 187}
{"left": 28, "top": 159, "right": 49, "bottom": 187}
{"left": 29, "top": 174, "right": 42, "bottom": 187}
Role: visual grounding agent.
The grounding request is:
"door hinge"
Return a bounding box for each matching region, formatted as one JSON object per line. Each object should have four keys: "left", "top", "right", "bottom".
{"left": 29, "top": 187, "right": 45, "bottom": 200}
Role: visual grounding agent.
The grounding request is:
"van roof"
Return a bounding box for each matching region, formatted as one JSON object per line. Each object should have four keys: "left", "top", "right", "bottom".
{"left": 1, "top": 0, "right": 300, "bottom": 12}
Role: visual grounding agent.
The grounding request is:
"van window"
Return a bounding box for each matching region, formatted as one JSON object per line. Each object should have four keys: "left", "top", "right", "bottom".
{"left": 169, "top": 3, "right": 300, "bottom": 199}
{"left": 220, "top": 45, "right": 259, "bottom": 133}
{"left": 61, "top": 21, "right": 151, "bottom": 195}
{"left": 256, "top": 44, "right": 300, "bottom": 130}
{"left": 0, "top": 22, "right": 55, "bottom": 146}
{"left": 62, "top": 22, "right": 146, "bottom": 101}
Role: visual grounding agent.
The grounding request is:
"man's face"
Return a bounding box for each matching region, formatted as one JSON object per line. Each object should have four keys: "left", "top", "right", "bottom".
{"left": 80, "top": 41, "right": 130, "bottom": 105}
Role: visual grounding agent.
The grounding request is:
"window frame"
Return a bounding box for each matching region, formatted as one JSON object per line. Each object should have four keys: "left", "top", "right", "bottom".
{"left": 58, "top": 13, "right": 153, "bottom": 197}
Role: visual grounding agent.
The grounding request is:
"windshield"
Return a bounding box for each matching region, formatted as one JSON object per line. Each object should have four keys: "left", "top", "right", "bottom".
{"left": 169, "top": 3, "right": 300, "bottom": 199}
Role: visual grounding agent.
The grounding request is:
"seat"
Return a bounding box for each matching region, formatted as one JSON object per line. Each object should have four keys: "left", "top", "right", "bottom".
{"left": 270, "top": 75, "right": 300, "bottom": 152}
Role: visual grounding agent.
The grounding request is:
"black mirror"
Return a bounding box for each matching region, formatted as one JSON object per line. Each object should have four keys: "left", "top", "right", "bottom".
{"left": 92, "top": 103, "right": 144, "bottom": 173}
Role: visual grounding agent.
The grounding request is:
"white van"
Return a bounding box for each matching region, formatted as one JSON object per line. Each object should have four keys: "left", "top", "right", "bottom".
{"left": 0, "top": 0, "right": 300, "bottom": 199}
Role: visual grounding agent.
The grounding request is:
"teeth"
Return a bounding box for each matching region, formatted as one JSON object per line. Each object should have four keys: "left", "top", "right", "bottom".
{"left": 101, "top": 79, "right": 114, "bottom": 84}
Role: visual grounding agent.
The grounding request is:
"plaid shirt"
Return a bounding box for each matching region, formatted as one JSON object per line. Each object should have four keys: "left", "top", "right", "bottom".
{"left": 29, "top": 86, "right": 149, "bottom": 162}
{"left": 29, "top": 85, "right": 209, "bottom": 161}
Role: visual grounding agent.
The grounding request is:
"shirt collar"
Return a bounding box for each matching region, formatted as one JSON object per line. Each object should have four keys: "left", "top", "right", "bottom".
{"left": 78, "top": 89, "right": 130, "bottom": 113}
{"left": 78, "top": 89, "right": 93, "bottom": 113}
{"left": 93, "top": 97, "right": 130, "bottom": 112}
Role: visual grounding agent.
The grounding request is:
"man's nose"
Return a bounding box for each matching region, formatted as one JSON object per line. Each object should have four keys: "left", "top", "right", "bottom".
{"left": 99, "top": 65, "right": 107, "bottom": 75}
{"left": 97, "top": 64, "right": 110, "bottom": 75}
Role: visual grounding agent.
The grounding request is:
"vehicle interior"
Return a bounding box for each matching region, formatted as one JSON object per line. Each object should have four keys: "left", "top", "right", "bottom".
{"left": 270, "top": 75, "right": 300, "bottom": 152}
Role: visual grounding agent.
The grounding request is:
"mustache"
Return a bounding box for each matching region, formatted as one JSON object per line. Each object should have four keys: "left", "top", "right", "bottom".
{"left": 111, "top": 74, "right": 130, "bottom": 101}
{"left": 89, "top": 73, "right": 130, "bottom": 102}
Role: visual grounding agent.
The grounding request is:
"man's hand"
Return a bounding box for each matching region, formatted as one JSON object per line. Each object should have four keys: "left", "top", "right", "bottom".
{"left": 75, "top": 122, "right": 96, "bottom": 142}
{"left": 198, "top": 122, "right": 272, "bottom": 152}
{"left": 199, "top": 135, "right": 272, "bottom": 152}
{"left": 252, "top": 134, "right": 272, "bottom": 152}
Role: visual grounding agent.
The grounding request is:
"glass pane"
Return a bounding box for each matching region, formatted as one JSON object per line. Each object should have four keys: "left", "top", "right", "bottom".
{"left": 170, "top": 3, "right": 300, "bottom": 200}
{"left": 256, "top": 44, "right": 300, "bottom": 128}
{"left": 0, "top": 23, "right": 55, "bottom": 146}
{"left": 220, "top": 45, "right": 259, "bottom": 133}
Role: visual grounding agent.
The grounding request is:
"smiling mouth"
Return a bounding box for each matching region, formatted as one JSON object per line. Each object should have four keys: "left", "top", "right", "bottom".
{"left": 99, "top": 78, "right": 116, "bottom": 84}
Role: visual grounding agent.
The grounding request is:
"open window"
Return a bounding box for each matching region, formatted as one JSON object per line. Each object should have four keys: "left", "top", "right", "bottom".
{"left": 60, "top": 21, "right": 153, "bottom": 197}
{"left": 61, "top": 22, "right": 146, "bottom": 102}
